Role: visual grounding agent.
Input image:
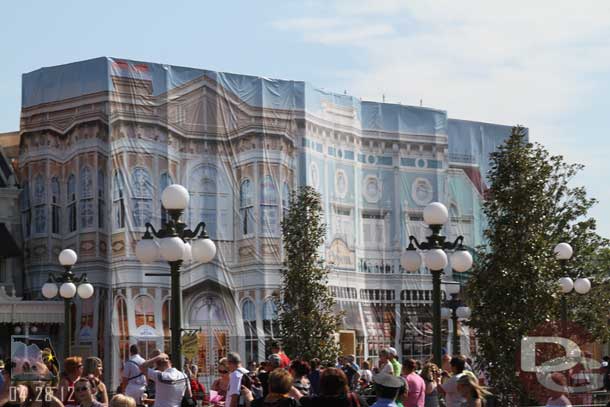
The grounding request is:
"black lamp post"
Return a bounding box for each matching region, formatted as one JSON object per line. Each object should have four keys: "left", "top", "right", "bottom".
{"left": 135, "top": 184, "right": 216, "bottom": 368}
{"left": 42, "top": 249, "right": 94, "bottom": 358}
{"left": 555, "top": 242, "right": 591, "bottom": 336}
{"left": 442, "top": 282, "right": 470, "bottom": 356}
{"left": 400, "top": 202, "right": 473, "bottom": 367}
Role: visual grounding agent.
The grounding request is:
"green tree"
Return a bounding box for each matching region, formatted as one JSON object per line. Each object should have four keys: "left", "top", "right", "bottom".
{"left": 277, "top": 186, "right": 341, "bottom": 361}
{"left": 466, "top": 126, "right": 610, "bottom": 404}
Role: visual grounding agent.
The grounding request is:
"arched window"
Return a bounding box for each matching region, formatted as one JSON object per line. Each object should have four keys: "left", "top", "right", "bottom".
{"left": 33, "top": 174, "right": 46, "bottom": 234}
{"left": 131, "top": 167, "right": 153, "bottom": 227}
{"left": 67, "top": 174, "right": 77, "bottom": 232}
{"left": 189, "top": 165, "right": 233, "bottom": 240}
{"left": 98, "top": 169, "right": 105, "bottom": 229}
{"left": 263, "top": 299, "right": 279, "bottom": 339}
{"left": 134, "top": 295, "right": 155, "bottom": 327}
{"left": 160, "top": 172, "right": 173, "bottom": 225}
{"left": 242, "top": 299, "right": 258, "bottom": 363}
{"left": 80, "top": 166, "right": 94, "bottom": 228}
{"left": 51, "top": 177, "right": 60, "bottom": 234}
{"left": 113, "top": 171, "right": 126, "bottom": 229}
{"left": 260, "top": 175, "right": 278, "bottom": 235}
{"left": 240, "top": 179, "right": 254, "bottom": 236}
{"left": 20, "top": 182, "right": 31, "bottom": 238}
{"left": 162, "top": 300, "right": 171, "bottom": 352}
{"left": 282, "top": 182, "right": 290, "bottom": 221}
{"left": 115, "top": 296, "right": 129, "bottom": 362}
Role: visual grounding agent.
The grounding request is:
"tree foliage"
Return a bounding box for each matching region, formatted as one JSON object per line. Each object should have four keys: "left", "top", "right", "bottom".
{"left": 277, "top": 186, "right": 341, "bottom": 361}
{"left": 466, "top": 126, "right": 610, "bottom": 404}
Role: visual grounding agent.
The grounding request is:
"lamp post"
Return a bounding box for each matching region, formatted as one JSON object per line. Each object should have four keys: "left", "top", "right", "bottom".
{"left": 42, "top": 249, "right": 94, "bottom": 358}
{"left": 555, "top": 242, "right": 591, "bottom": 336}
{"left": 400, "top": 202, "right": 473, "bottom": 367}
{"left": 442, "top": 282, "right": 471, "bottom": 356}
{"left": 135, "top": 184, "right": 216, "bottom": 368}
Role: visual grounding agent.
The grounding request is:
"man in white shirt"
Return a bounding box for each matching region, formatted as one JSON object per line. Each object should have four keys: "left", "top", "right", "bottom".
{"left": 439, "top": 357, "right": 465, "bottom": 407}
{"left": 377, "top": 349, "right": 394, "bottom": 376}
{"left": 227, "top": 352, "right": 249, "bottom": 407}
{"left": 140, "top": 352, "right": 192, "bottom": 407}
{"left": 121, "top": 344, "right": 147, "bottom": 402}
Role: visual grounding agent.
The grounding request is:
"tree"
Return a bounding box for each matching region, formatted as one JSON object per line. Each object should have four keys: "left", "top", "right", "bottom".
{"left": 277, "top": 185, "right": 342, "bottom": 361}
{"left": 466, "top": 126, "right": 610, "bottom": 404}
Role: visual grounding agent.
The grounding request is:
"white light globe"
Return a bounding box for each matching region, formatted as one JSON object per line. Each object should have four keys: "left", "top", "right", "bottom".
{"left": 441, "top": 308, "right": 451, "bottom": 319}
{"left": 59, "top": 282, "right": 77, "bottom": 299}
{"left": 425, "top": 249, "right": 448, "bottom": 270}
{"left": 58, "top": 249, "right": 78, "bottom": 266}
{"left": 30, "top": 326, "right": 38, "bottom": 333}
{"left": 423, "top": 202, "right": 449, "bottom": 225}
{"left": 554, "top": 243, "right": 573, "bottom": 260}
{"left": 183, "top": 242, "right": 192, "bottom": 263}
{"left": 400, "top": 250, "right": 422, "bottom": 272}
{"left": 135, "top": 239, "right": 159, "bottom": 264}
{"left": 574, "top": 278, "right": 591, "bottom": 295}
{"left": 445, "top": 283, "right": 460, "bottom": 296}
{"left": 14, "top": 326, "right": 22, "bottom": 334}
{"left": 456, "top": 306, "right": 471, "bottom": 319}
{"left": 77, "top": 283, "right": 94, "bottom": 299}
{"left": 161, "top": 184, "right": 190, "bottom": 210}
{"left": 558, "top": 277, "right": 574, "bottom": 294}
{"left": 451, "top": 250, "right": 473, "bottom": 273}
{"left": 41, "top": 282, "right": 58, "bottom": 299}
{"left": 192, "top": 238, "right": 217, "bottom": 263}
{"left": 159, "top": 237, "right": 185, "bottom": 262}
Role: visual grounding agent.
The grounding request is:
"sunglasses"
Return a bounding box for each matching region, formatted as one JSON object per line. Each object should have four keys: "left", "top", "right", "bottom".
{"left": 75, "top": 386, "right": 89, "bottom": 392}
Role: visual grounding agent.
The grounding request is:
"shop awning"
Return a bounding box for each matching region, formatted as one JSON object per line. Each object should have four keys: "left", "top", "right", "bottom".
{"left": 0, "top": 287, "right": 63, "bottom": 324}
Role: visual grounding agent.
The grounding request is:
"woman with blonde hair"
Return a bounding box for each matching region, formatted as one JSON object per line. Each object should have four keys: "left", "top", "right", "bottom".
{"left": 211, "top": 357, "right": 231, "bottom": 397}
{"left": 420, "top": 362, "right": 441, "bottom": 407}
{"left": 109, "top": 394, "right": 137, "bottom": 407}
{"left": 457, "top": 374, "right": 491, "bottom": 407}
{"left": 83, "top": 357, "right": 108, "bottom": 404}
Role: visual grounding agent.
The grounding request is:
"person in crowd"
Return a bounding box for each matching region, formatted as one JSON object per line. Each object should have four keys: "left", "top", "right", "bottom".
{"left": 299, "top": 367, "right": 369, "bottom": 407}
{"left": 270, "top": 343, "right": 291, "bottom": 369}
{"left": 186, "top": 363, "right": 208, "bottom": 405}
{"left": 602, "top": 355, "right": 610, "bottom": 390}
{"left": 74, "top": 376, "right": 104, "bottom": 407}
{"left": 378, "top": 350, "right": 394, "bottom": 376}
{"left": 83, "top": 357, "right": 108, "bottom": 405}
{"left": 387, "top": 349, "right": 402, "bottom": 378}
{"left": 370, "top": 373, "right": 406, "bottom": 407}
{"left": 307, "top": 359, "right": 321, "bottom": 397}
{"left": 289, "top": 360, "right": 311, "bottom": 397}
{"left": 420, "top": 363, "right": 441, "bottom": 407}
{"left": 249, "top": 370, "right": 264, "bottom": 400}
{"left": 456, "top": 375, "right": 489, "bottom": 407}
{"left": 342, "top": 356, "right": 361, "bottom": 390}
{"left": 56, "top": 356, "right": 84, "bottom": 407}
{"left": 415, "top": 361, "right": 422, "bottom": 376}
{"left": 243, "top": 368, "right": 300, "bottom": 407}
{"left": 544, "top": 372, "right": 572, "bottom": 407}
{"left": 439, "top": 357, "right": 466, "bottom": 407}
{"left": 248, "top": 362, "right": 259, "bottom": 374}
{"left": 401, "top": 359, "right": 424, "bottom": 407}
{"left": 227, "top": 352, "right": 249, "bottom": 407}
{"left": 212, "top": 357, "right": 231, "bottom": 398}
{"left": 140, "top": 352, "right": 191, "bottom": 407}
{"left": 360, "top": 360, "right": 373, "bottom": 385}
{"left": 260, "top": 354, "right": 282, "bottom": 398}
{"left": 109, "top": 394, "right": 137, "bottom": 407}
{"left": 121, "top": 345, "right": 147, "bottom": 404}
{"left": 441, "top": 354, "right": 452, "bottom": 375}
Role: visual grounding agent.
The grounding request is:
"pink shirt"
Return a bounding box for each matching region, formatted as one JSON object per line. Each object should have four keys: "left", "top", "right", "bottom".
{"left": 403, "top": 373, "right": 426, "bottom": 407}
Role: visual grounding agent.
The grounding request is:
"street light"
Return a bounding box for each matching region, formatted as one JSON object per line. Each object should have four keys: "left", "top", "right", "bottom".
{"left": 555, "top": 243, "right": 591, "bottom": 334}
{"left": 442, "top": 282, "right": 471, "bottom": 356}
{"left": 42, "top": 249, "right": 94, "bottom": 357}
{"left": 135, "top": 184, "right": 216, "bottom": 368}
{"left": 400, "top": 202, "right": 473, "bottom": 366}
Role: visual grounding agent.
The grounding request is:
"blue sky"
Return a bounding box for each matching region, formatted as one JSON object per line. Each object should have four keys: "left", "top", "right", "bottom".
{"left": 1, "top": 0, "right": 610, "bottom": 237}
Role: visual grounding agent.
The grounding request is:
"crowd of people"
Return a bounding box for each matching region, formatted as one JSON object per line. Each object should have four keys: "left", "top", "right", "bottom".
{"left": 4, "top": 341, "right": 610, "bottom": 407}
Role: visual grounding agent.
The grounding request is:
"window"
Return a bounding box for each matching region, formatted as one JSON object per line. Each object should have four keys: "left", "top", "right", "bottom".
{"left": 113, "top": 171, "right": 126, "bottom": 229}
{"left": 115, "top": 296, "right": 129, "bottom": 362}
{"left": 131, "top": 167, "right": 153, "bottom": 227}
{"left": 20, "top": 182, "right": 31, "bottom": 238}
{"left": 51, "top": 177, "right": 60, "bottom": 234}
{"left": 98, "top": 169, "right": 105, "bottom": 228}
{"left": 281, "top": 182, "right": 290, "bottom": 221}
{"left": 33, "top": 175, "right": 46, "bottom": 234}
{"left": 189, "top": 165, "right": 233, "bottom": 240}
{"left": 67, "top": 174, "right": 77, "bottom": 232}
{"left": 160, "top": 173, "right": 173, "bottom": 225}
{"left": 260, "top": 175, "right": 278, "bottom": 235}
{"left": 240, "top": 179, "right": 254, "bottom": 235}
{"left": 80, "top": 166, "right": 94, "bottom": 228}
{"left": 134, "top": 295, "right": 155, "bottom": 327}
{"left": 362, "top": 211, "right": 389, "bottom": 249}
{"left": 242, "top": 299, "right": 258, "bottom": 364}
{"left": 263, "top": 299, "right": 279, "bottom": 338}
{"left": 162, "top": 300, "right": 170, "bottom": 351}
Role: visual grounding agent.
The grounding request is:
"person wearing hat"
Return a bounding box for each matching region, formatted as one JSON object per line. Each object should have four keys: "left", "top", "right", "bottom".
{"left": 387, "top": 348, "right": 402, "bottom": 377}
{"left": 259, "top": 353, "right": 282, "bottom": 397}
{"left": 371, "top": 373, "right": 407, "bottom": 407}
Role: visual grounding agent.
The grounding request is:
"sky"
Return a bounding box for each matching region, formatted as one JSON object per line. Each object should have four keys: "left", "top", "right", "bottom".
{"left": 1, "top": 0, "right": 610, "bottom": 236}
